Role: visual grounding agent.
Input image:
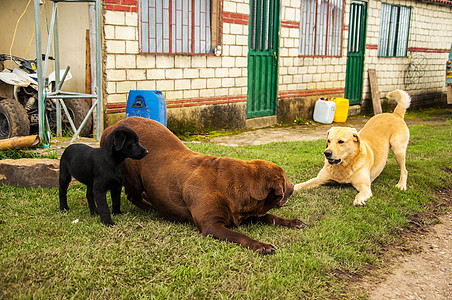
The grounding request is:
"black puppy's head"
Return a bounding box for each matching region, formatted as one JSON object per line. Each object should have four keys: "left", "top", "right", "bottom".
{"left": 108, "top": 124, "right": 148, "bottom": 160}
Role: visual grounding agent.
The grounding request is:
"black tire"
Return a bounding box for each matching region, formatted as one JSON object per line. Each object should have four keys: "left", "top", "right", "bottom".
{"left": 0, "top": 98, "right": 30, "bottom": 140}
{"left": 63, "top": 99, "right": 93, "bottom": 137}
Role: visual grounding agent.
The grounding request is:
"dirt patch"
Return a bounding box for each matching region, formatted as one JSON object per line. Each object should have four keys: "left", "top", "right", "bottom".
{"left": 351, "top": 185, "right": 452, "bottom": 299}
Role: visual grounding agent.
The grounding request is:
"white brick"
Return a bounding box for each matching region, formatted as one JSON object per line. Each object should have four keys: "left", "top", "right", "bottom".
{"left": 207, "top": 78, "right": 221, "bottom": 88}
{"left": 222, "top": 78, "right": 234, "bottom": 87}
{"left": 175, "top": 56, "right": 191, "bottom": 68}
{"left": 107, "top": 93, "right": 127, "bottom": 104}
{"left": 236, "top": 35, "right": 248, "bottom": 46}
{"left": 229, "top": 68, "right": 241, "bottom": 77}
{"left": 127, "top": 70, "right": 146, "bottom": 81}
{"left": 215, "top": 68, "right": 229, "bottom": 78}
{"left": 116, "top": 55, "right": 136, "bottom": 69}
{"left": 192, "top": 79, "right": 206, "bottom": 89}
{"left": 228, "top": 87, "right": 242, "bottom": 95}
{"left": 106, "top": 55, "right": 115, "bottom": 69}
{"left": 223, "top": 34, "right": 236, "bottom": 45}
{"left": 156, "top": 56, "right": 174, "bottom": 68}
{"left": 191, "top": 56, "right": 206, "bottom": 68}
{"left": 214, "top": 88, "right": 229, "bottom": 96}
{"left": 106, "top": 40, "right": 125, "bottom": 54}
{"left": 199, "top": 69, "right": 214, "bottom": 78}
{"left": 236, "top": 57, "right": 247, "bottom": 67}
{"left": 105, "top": 25, "right": 115, "bottom": 40}
{"left": 117, "top": 81, "right": 137, "bottom": 93}
{"left": 156, "top": 80, "right": 175, "bottom": 91}
{"left": 165, "top": 91, "right": 183, "bottom": 100}
{"left": 126, "top": 41, "right": 139, "bottom": 54}
{"left": 230, "top": 46, "right": 242, "bottom": 56}
{"left": 223, "top": 1, "right": 237, "bottom": 13}
{"left": 147, "top": 69, "right": 165, "bottom": 79}
{"left": 200, "top": 89, "right": 214, "bottom": 98}
{"left": 230, "top": 24, "right": 243, "bottom": 35}
{"left": 137, "top": 55, "right": 156, "bottom": 69}
{"left": 116, "top": 26, "right": 136, "bottom": 40}
{"left": 223, "top": 23, "right": 230, "bottom": 35}
{"left": 106, "top": 70, "right": 126, "bottom": 81}
{"left": 137, "top": 81, "right": 156, "bottom": 90}
{"left": 237, "top": 3, "right": 249, "bottom": 15}
{"left": 105, "top": 11, "right": 125, "bottom": 26}
{"left": 184, "top": 89, "right": 199, "bottom": 98}
{"left": 207, "top": 56, "right": 222, "bottom": 68}
{"left": 106, "top": 82, "right": 115, "bottom": 94}
{"left": 166, "top": 69, "right": 183, "bottom": 79}
{"left": 285, "top": 7, "right": 296, "bottom": 21}
{"left": 184, "top": 69, "right": 199, "bottom": 79}
{"left": 125, "top": 12, "right": 138, "bottom": 26}
{"left": 175, "top": 79, "right": 191, "bottom": 90}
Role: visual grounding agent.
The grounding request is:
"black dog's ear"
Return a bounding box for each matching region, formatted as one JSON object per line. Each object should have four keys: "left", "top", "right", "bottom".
{"left": 113, "top": 130, "right": 126, "bottom": 151}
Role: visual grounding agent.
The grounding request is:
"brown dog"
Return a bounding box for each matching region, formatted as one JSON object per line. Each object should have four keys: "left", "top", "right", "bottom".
{"left": 295, "top": 89, "right": 410, "bottom": 206}
{"left": 101, "top": 117, "right": 305, "bottom": 254}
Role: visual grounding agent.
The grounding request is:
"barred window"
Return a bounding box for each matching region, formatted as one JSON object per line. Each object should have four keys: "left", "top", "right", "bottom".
{"left": 299, "top": 0, "right": 344, "bottom": 57}
{"left": 139, "top": 0, "right": 221, "bottom": 54}
{"left": 378, "top": 3, "right": 411, "bottom": 57}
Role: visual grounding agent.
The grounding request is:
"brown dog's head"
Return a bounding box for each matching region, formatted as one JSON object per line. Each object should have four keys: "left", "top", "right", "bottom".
{"left": 324, "top": 127, "right": 361, "bottom": 165}
{"left": 242, "top": 160, "right": 294, "bottom": 216}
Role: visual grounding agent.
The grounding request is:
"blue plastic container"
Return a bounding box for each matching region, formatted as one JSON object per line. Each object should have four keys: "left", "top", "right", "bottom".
{"left": 126, "top": 90, "right": 167, "bottom": 126}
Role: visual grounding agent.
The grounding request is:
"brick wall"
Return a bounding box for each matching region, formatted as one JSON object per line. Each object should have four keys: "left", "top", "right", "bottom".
{"left": 104, "top": 0, "right": 452, "bottom": 127}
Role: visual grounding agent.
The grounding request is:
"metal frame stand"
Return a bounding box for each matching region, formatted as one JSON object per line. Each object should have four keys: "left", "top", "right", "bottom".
{"left": 33, "top": 0, "right": 102, "bottom": 143}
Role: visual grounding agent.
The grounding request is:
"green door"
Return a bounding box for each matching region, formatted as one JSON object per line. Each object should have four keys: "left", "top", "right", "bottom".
{"left": 247, "top": 0, "right": 280, "bottom": 118}
{"left": 345, "top": 1, "right": 368, "bottom": 105}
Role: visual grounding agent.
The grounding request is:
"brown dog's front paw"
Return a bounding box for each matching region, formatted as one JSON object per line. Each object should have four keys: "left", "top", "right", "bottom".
{"left": 246, "top": 241, "right": 277, "bottom": 254}
{"left": 286, "top": 218, "right": 307, "bottom": 229}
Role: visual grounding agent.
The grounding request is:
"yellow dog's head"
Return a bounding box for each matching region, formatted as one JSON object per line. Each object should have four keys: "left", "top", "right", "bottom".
{"left": 324, "top": 127, "right": 361, "bottom": 165}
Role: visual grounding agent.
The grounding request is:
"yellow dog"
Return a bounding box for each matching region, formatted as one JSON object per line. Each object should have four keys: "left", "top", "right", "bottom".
{"left": 295, "top": 90, "right": 411, "bottom": 205}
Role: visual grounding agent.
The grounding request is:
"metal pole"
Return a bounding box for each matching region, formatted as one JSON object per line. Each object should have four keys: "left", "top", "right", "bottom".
{"left": 95, "top": 0, "right": 103, "bottom": 140}
{"left": 53, "top": 2, "right": 62, "bottom": 136}
{"left": 34, "top": 0, "right": 44, "bottom": 141}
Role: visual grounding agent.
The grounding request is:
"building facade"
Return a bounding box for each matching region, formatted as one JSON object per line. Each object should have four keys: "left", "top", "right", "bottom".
{"left": 104, "top": 0, "right": 452, "bottom": 130}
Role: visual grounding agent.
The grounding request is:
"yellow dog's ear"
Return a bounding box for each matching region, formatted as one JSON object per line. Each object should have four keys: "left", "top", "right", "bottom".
{"left": 351, "top": 128, "right": 360, "bottom": 143}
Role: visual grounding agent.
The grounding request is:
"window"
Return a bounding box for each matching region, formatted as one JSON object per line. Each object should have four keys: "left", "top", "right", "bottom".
{"left": 378, "top": 3, "right": 411, "bottom": 57}
{"left": 139, "top": 0, "right": 221, "bottom": 54}
{"left": 299, "top": 0, "right": 344, "bottom": 56}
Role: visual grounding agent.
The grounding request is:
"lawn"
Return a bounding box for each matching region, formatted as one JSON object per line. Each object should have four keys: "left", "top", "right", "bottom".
{"left": 0, "top": 120, "right": 451, "bottom": 299}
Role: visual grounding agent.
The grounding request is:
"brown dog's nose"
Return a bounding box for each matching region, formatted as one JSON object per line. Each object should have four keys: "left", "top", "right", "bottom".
{"left": 324, "top": 149, "right": 332, "bottom": 158}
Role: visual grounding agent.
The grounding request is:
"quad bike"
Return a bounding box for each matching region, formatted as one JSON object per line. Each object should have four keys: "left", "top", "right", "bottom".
{"left": 0, "top": 54, "right": 92, "bottom": 140}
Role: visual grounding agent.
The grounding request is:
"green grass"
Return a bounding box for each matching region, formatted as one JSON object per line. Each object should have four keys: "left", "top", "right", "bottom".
{"left": 1, "top": 121, "right": 451, "bottom": 299}
{"left": 0, "top": 148, "right": 58, "bottom": 160}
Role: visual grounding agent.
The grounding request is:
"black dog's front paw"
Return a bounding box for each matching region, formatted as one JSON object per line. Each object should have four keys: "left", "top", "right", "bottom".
{"left": 59, "top": 206, "right": 69, "bottom": 212}
{"left": 112, "top": 209, "right": 122, "bottom": 215}
{"left": 101, "top": 219, "right": 115, "bottom": 227}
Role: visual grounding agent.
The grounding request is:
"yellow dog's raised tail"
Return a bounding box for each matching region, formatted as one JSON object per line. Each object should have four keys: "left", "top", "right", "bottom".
{"left": 387, "top": 89, "right": 411, "bottom": 119}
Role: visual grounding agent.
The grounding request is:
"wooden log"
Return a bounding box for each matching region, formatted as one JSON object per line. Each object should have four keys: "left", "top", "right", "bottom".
{"left": 447, "top": 84, "right": 452, "bottom": 105}
{"left": 0, "top": 135, "right": 40, "bottom": 151}
{"left": 368, "top": 69, "right": 382, "bottom": 115}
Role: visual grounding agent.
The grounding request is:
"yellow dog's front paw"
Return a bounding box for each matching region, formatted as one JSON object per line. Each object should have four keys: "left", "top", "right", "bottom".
{"left": 396, "top": 182, "right": 407, "bottom": 190}
{"left": 353, "top": 198, "right": 366, "bottom": 206}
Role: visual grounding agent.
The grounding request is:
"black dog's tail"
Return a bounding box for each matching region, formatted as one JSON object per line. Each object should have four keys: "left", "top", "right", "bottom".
{"left": 387, "top": 89, "right": 411, "bottom": 119}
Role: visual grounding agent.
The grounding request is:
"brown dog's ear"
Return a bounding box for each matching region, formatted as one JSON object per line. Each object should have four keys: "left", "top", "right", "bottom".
{"left": 250, "top": 176, "right": 285, "bottom": 202}
{"left": 271, "top": 179, "right": 284, "bottom": 202}
{"left": 352, "top": 133, "right": 360, "bottom": 143}
{"left": 250, "top": 181, "right": 269, "bottom": 201}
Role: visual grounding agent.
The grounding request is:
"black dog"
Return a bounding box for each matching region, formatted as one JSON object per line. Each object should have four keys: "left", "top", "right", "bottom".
{"left": 59, "top": 124, "right": 148, "bottom": 225}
